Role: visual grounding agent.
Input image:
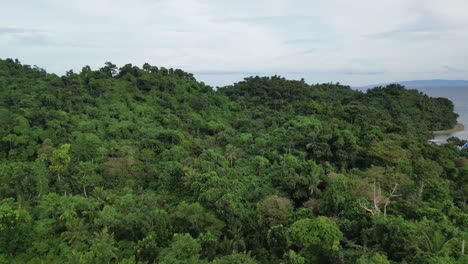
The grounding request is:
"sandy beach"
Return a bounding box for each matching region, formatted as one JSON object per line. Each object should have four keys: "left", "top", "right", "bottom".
{"left": 432, "top": 123, "right": 465, "bottom": 135}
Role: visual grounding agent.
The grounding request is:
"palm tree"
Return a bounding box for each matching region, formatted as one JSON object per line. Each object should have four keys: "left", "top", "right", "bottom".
{"left": 225, "top": 144, "right": 240, "bottom": 168}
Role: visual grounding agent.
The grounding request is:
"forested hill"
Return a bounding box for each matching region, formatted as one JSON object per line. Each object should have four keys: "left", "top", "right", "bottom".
{"left": 0, "top": 58, "right": 467, "bottom": 263}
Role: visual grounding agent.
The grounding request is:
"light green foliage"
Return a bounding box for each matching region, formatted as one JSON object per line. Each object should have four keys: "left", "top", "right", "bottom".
{"left": 50, "top": 144, "right": 71, "bottom": 176}
{"left": 159, "top": 234, "right": 202, "bottom": 264}
{"left": 211, "top": 253, "right": 257, "bottom": 264}
{"left": 356, "top": 253, "right": 390, "bottom": 264}
{"left": 287, "top": 217, "right": 343, "bottom": 252}
{"left": 286, "top": 250, "right": 305, "bottom": 264}
{"left": 0, "top": 198, "right": 32, "bottom": 255}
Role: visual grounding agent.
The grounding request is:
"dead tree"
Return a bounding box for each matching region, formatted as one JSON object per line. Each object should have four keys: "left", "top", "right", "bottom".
{"left": 359, "top": 179, "right": 401, "bottom": 217}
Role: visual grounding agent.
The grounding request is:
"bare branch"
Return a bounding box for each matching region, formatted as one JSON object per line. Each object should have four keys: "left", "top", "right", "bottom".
{"left": 359, "top": 202, "right": 374, "bottom": 215}
{"left": 384, "top": 184, "right": 400, "bottom": 217}
{"left": 362, "top": 181, "right": 401, "bottom": 217}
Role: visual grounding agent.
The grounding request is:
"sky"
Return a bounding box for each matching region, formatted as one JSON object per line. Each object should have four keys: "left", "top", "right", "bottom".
{"left": 1, "top": 0, "right": 468, "bottom": 87}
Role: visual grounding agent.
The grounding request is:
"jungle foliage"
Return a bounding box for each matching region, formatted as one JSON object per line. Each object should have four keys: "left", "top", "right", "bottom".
{"left": 0, "top": 58, "right": 466, "bottom": 263}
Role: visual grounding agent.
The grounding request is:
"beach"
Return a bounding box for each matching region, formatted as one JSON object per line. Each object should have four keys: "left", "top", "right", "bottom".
{"left": 433, "top": 123, "right": 465, "bottom": 136}
{"left": 416, "top": 86, "right": 468, "bottom": 141}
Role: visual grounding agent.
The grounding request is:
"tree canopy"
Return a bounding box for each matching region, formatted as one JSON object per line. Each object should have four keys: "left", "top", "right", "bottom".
{"left": 0, "top": 58, "right": 466, "bottom": 263}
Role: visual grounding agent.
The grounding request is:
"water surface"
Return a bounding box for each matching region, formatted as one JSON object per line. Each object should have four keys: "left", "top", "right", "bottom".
{"left": 416, "top": 87, "right": 468, "bottom": 141}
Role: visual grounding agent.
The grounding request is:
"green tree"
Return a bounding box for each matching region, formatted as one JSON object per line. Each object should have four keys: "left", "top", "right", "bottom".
{"left": 50, "top": 144, "right": 71, "bottom": 184}
{"left": 0, "top": 198, "right": 32, "bottom": 256}
{"left": 171, "top": 201, "right": 225, "bottom": 237}
{"left": 159, "top": 234, "right": 203, "bottom": 264}
{"left": 211, "top": 253, "right": 257, "bottom": 264}
{"left": 356, "top": 253, "right": 390, "bottom": 264}
{"left": 288, "top": 217, "right": 343, "bottom": 252}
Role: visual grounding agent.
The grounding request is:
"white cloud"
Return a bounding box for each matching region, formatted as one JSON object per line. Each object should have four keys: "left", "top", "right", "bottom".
{"left": 0, "top": 0, "right": 467, "bottom": 86}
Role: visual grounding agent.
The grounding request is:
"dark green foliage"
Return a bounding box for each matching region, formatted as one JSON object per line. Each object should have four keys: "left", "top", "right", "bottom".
{"left": 0, "top": 58, "right": 466, "bottom": 263}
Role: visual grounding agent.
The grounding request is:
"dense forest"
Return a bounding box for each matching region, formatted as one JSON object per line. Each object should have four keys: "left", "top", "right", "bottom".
{"left": 0, "top": 58, "right": 467, "bottom": 263}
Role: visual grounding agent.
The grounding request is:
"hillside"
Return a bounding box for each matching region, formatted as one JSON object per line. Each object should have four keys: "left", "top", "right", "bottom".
{"left": 0, "top": 58, "right": 467, "bottom": 263}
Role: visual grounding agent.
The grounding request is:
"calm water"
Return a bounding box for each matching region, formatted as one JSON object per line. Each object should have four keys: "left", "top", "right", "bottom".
{"left": 416, "top": 87, "right": 468, "bottom": 141}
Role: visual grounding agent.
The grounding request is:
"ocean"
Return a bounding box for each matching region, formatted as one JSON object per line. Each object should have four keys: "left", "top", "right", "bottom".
{"left": 416, "top": 87, "right": 468, "bottom": 141}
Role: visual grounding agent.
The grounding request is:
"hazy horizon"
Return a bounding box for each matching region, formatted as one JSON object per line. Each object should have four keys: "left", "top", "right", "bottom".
{"left": 1, "top": 0, "right": 468, "bottom": 87}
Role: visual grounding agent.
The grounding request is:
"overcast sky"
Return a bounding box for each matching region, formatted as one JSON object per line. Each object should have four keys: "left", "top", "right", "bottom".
{"left": 1, "top": 0, "right": 468, "bottom": 87}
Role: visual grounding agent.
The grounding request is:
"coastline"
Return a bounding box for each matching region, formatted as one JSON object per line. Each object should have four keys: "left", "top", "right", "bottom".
{"left": 432, "top": 123, "right": 465, "bottom": 135}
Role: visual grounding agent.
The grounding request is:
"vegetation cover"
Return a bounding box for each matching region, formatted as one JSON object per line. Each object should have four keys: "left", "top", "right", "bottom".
{"left": 0, "top": 58, "right": 466, "bottom": 263}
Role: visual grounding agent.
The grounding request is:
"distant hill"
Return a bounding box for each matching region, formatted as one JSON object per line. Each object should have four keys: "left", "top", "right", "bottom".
{"left": 361, "top": 79, "right": 468, "bottom": 89}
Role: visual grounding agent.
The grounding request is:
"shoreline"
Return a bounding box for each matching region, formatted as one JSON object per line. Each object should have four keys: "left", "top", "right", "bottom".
{"left": 432, "top": 123, "right": 465, "bottom": 135}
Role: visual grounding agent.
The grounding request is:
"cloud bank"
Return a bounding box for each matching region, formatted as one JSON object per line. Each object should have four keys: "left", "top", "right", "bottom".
{"left": 1, "top": 0, "right": 467, "bottom": 86}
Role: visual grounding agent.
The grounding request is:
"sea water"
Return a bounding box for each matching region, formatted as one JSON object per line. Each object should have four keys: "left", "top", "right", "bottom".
{"left": 417, "top": 87, "right": 468, "bottom": 141}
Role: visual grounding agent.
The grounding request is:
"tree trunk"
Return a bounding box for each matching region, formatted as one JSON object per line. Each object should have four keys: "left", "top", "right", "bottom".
{"left": 462, "top": 239, "right": 465, "bottom": 255}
